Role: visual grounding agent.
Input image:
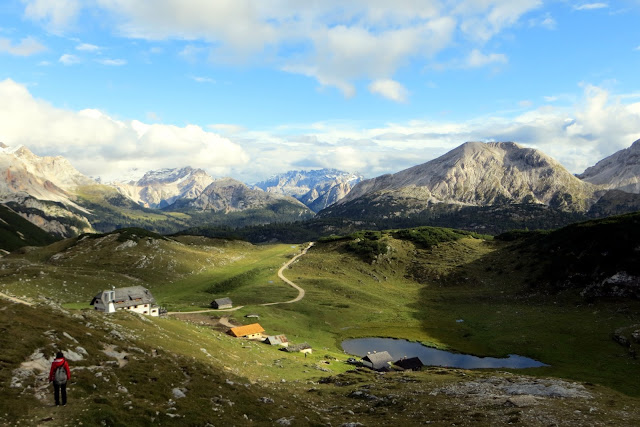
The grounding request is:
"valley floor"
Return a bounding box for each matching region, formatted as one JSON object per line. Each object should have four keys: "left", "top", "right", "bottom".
{"left": 1, "top": 228, "right": 639, "bottom": 425}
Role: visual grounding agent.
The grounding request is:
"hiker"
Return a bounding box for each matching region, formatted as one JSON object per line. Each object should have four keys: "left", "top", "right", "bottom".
{"left": 48, "top": 351, "right": 71, "bottom": 406}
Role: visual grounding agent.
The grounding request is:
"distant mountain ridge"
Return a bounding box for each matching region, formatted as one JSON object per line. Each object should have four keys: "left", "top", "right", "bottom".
{"left": 170, "top": 177, "right": 312, "bottom": 214}
{"left": 254, "top": 169, "right": 363, "bottom": 212}
{"left": 2, "top": 140, "right": 640, "bottom": 242}
{"left": 578, "top": 139, "right": 640, "bottom": 194}
{"left": 0, "top": 143, "right": 95, "bottom": 209}
{"left": 111, "top": 167, "right": 215, "bottom": 208}
{"left": 323, "top": 141, "right": 598, "bottom": 219}
{"left": 0, "top": 144, "right": 315, "bottom": 237}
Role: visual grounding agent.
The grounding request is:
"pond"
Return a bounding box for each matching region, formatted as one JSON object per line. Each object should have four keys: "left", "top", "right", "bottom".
{"left": 341, "top": 337, "right": 548, "bottom": 369}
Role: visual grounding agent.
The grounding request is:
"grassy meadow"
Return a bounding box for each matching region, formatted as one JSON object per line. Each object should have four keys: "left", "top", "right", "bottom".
{"left": 1, "top": 223, "right": 640, "bottom": 425}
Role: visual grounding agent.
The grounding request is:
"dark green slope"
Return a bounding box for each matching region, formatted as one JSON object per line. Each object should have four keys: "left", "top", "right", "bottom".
{"left": 0, "top": 204, "right": 58, "bottom": 251}
{"left": 499, "top": 212, "right": 640, "bottom": 298}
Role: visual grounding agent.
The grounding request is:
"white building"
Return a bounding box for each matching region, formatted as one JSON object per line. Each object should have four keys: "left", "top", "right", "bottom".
{"left": 91, "top": 286, "right": 160, "bottom": 316}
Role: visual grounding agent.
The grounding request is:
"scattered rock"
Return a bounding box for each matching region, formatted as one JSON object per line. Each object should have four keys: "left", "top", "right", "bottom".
{"left": 276, "top": 417, "right": 294, "bottom": 425}
{"left": 172, "top": 388, "right": 187, "bottom": 399}
{"left": 613, "top": 332, "right": 630, "bottom": 348}
{"left": 62, "top": 349, "right": 85, "bottom": 361}
{"left": 62, "top": 332, "right": 78, "bottom": 343}
{"left": 506, "top": 395, "right": 539, "bottom": 407}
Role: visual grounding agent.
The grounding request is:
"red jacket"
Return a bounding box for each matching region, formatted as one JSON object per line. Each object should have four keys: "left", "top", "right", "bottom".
{"left": 49, "top": 357, "right": 71, "bottom": 382}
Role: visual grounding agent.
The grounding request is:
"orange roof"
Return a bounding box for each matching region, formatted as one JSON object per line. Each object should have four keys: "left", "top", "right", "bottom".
{"left": 229, "top": 323, "right": 265, "bottom": 337}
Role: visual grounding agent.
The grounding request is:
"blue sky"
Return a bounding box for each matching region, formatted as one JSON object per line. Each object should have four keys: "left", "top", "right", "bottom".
{"left": 1, "top": 0, "right": 640, "bottom": 183}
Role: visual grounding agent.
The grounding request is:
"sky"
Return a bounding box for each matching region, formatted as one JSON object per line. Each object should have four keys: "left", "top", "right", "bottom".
{"left": 1, "top": 0, "right": 640, "bottom": 183}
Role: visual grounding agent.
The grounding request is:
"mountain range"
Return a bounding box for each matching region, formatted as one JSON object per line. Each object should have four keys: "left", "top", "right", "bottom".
{"left": 1, "top": 139, "right": 640, "bottom": 247}
{"left": 254, "top": 169, "right": 363, "bottom": 212}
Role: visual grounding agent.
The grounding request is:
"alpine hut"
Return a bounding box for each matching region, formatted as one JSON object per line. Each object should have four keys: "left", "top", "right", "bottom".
{"left": 362, "top": 351, "right": 393, "bottom": 371}
{"left": 228, "top": 323, "right": 265, "bottom": 339}
{"left": 90, "top": 286, "right": 160, "bottom": 316}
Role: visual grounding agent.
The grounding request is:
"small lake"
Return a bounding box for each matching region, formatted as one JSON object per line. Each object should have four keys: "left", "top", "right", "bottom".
{"left": 342, "top": 338, "right": 548, "bottom": 369}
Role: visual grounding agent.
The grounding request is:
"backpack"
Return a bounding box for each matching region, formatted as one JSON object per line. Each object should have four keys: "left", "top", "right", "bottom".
{"left": 54, "top": 365, "right": 67, "bottom": 384}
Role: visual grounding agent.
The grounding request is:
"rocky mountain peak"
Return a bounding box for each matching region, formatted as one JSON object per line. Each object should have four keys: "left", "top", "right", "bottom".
{"left": 136, "top": 166, "right": 207, "bottom": 186}
{"left": 333, "top": 141, "right": 596, "bottom": 213}
{"left": 111, "top": 166, "right": 215, "bottom": 208}
{"left": 578, "top": 139, "right": 640, "bottom": 194}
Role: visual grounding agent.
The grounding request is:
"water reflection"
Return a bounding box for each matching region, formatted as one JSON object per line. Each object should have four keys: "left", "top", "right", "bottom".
{"left": 342, "top": 337, "right": 548, "bottom": 369}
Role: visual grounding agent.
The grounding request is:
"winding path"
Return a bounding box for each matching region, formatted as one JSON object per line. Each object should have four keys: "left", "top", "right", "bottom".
{"left": 167, "top": 242, "right": 314, "bottom": 315}
{"left": 261, "top": 241, "right": 314, "bottom": 306}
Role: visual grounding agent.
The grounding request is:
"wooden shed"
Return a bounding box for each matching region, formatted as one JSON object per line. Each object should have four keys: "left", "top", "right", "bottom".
{"left": 211, "top": 297, "right": 233, "bottom": 309}
{"left": 394, "top": 356, "right": 424, "bottom": 371}
{"left": 362, "top": 351, "right": 393, "bottom": 371}
{"left": 264, "top": 335, "right": 289, "bottom": 347}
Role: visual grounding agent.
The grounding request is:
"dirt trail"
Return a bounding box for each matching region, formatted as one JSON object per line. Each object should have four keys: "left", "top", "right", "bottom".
{"left": 261, "top": 241, "right": 314, "bottom": 306}
{"left": 167, "top": 242, "right": 314, "bottom": 314}
{"left": 0, "top": 291, "right": 33, "bottom": 306}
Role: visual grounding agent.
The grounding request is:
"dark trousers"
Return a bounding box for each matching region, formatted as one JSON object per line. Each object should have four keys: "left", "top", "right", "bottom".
{"left": 53, "top": 382, "right": 67, "bottom": 405}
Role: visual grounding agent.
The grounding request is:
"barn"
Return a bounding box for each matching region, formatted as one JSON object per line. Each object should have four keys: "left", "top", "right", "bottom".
{"left": 228, "top": 323, "right": 265, "bottom": 339}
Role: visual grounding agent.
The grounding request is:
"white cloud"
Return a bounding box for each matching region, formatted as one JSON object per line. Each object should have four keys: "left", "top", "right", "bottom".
{"left": 97, "top": 58, "right": 126, "bottom": 66}
{"left": 0, "top": 36, "right": 46, "bottom": 56}
{"left": 368, "top": 79, "right": 409, "bottom": 103}
{"left": 457, "top": 0, "right": 544, "bottom": 42}
{"left": 23, "top": 0, "right": 82, "bottom": 33}
{"left": 59, "top": 53, "right": 80, "bottom": 65}
{"left": 574, "top": 3, "right": 609, "bottom": 11}
{"left": 231, "top": 84, "right": 640, "bottom": 181}
{"left": 179, "top": 44, "right": 207, "bottom": 62}
{"left": 190, "top": 76, "right": 215, "bottom": 83}
{"left": 529, "top": 13, "right": 556, "bottom": 30}
{"left": 208, "top": 124, "right": 246, "bottom": 135}
{"left": 466, "top": 49, "right": 508, "bottom": 68}
{"left": 21, "top": 1, "right": 541, "bottom": 97}
{"left": 0, "top": 79, "right": 249, "bottom": 181}
{"left": 76, "top": 43, "right": 100, "bottom": 51}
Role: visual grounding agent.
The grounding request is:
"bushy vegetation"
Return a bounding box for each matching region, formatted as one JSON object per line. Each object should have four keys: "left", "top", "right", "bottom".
{"left": 393, "top": 226, "right": 491, "bottom": 249}
{"left": 500, "top": 212, "right": 640, "bottom": 297}
{"left": 318, "top": 201, "right": 591, "bottom": 234}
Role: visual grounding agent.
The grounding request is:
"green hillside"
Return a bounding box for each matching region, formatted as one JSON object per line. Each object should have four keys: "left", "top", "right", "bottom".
{"left": 1, "top": 220, "right": 640, "bottom": 425}
{"left": 0, "top": 204, "right": 59, "bottom": 251}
